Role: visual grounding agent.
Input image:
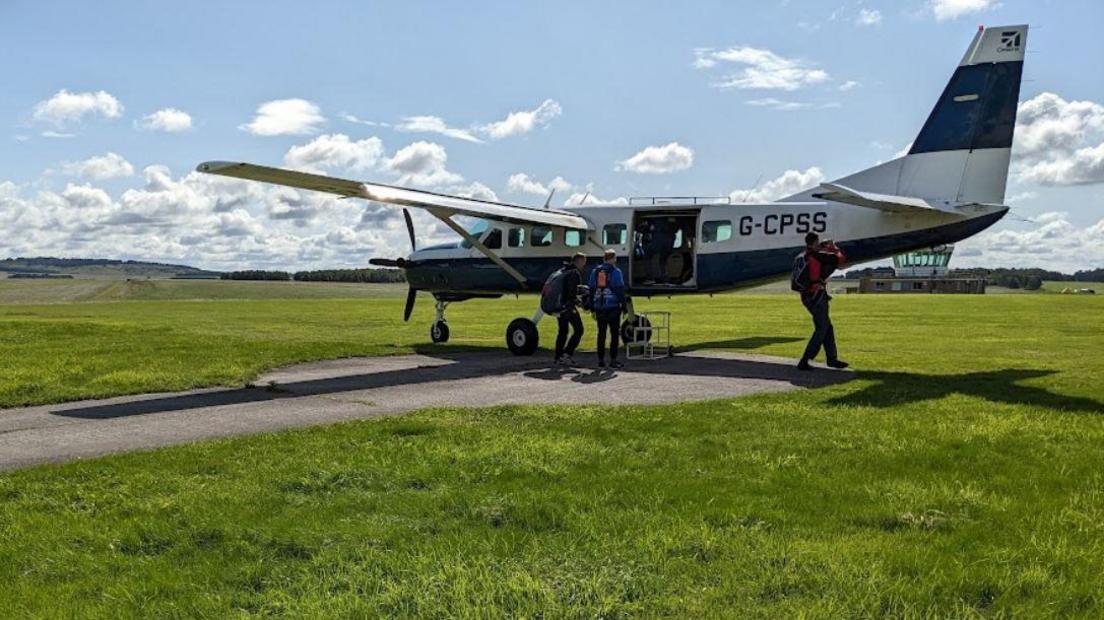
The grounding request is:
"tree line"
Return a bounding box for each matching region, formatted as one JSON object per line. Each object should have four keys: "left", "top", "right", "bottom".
{"left": 221, "top": 268, "right": 405, "bottom": 283}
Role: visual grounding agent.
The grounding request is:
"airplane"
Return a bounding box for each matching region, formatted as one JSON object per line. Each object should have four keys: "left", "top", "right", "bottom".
{"left": 198, "top": 24, "right": 1028, "bottom": 355}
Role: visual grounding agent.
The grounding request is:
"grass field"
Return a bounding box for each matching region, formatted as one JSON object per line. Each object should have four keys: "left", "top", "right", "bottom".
{"left": 2, "top": 279, "right": 1103, "bottom": 616}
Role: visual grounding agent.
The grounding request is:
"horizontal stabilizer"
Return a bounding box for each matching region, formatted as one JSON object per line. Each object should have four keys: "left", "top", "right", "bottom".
{"left": 811, "top": 183, "right": 972, "bottom": 216}
{"left": 196, "top": 161, "right": 592, "bottom": 230}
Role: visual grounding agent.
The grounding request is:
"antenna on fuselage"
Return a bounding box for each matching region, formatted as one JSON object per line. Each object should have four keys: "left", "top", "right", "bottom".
{"left": 543, "top": 188, "right": 556, "bottom": 209}
{"left": 741, "top": 174, "right": 763, "bottom": 203}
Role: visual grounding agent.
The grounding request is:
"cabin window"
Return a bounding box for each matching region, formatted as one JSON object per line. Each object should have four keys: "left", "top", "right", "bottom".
{"left": 484, "top": 228, "right": 502, "bottom": 249}
{"left": 508, "top": 228, "right": 525, "bottom": 247}
{"left": 702, "top": 220, "right": 733, "bottom": 243}
{"left": 565, "top": 229, "right": 584, "bottom": 247}
{"left": 603, "top": 223, "right": 627, "bottom": 245}
{"left": 532, "top": 226, "right": 554, "bottom": 247}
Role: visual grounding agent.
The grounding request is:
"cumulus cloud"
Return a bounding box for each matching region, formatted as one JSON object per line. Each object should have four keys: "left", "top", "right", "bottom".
{"left": 1014, "top": 92, "right": 1104, "bottom": 185}
{"left": 506, "top": 173, "right": 572, "bottom": 196}
{"left": 137, "top": 108, "right": 193, "bottom": 132}
{"left": 240, "top": 98, "right": 325, "bottom": 136}
{"left": 479, "top": 99, "right": 562, "bottom": 139}
{"left": 563, "top": 190, "right": 628, "bottom": 207}
{"left": 616, "top": 142, "right": 694, "bottom": 174}
{"left": 449, "top": 181, "right": 499, "bottom": 202}
{"left": 384, "top": 141, "right": 463, "bottom": 186}
{"left": 694, "top": 46, "right": 829, "bottom": 91}
{"left": 730, "top": 167, "right": 826, "bottom": 203}
{"left": 32, "top": 89, "right": 123, "bottom": 126}
{"left": 284, "top": 134, "right": 384, "bottom": 173}
{"left": 396, "top": 115, "right": 483, "bottom": 143}
{"left": 956, "top": 212, "right": 1104, "bottom": 271}
{"left": 930, "top": 0, "right": 994, "bottom": 21}
{"left": 855, "top": 8, "right": 882, "bottom": 25}
{"left": 61, "top": 152, "right": 135, "bottom": 180}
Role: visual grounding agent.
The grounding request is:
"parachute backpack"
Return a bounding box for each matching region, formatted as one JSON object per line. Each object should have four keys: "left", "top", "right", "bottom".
{"left": 790, "top": 252, "right": 811, "bottom": 293}
{"left": 540, "top": 267, "right": 570, "bottom": 315}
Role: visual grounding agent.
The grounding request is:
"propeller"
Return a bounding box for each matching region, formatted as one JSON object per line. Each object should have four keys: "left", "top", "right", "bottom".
{"left": 370, "top": 208, "right": 420, "bottom": 321}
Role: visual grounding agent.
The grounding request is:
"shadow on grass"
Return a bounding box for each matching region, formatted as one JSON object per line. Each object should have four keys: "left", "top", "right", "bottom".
{"left": 677, "top": 336, "right": 802, "bottom": 353}
{"left": 830, "top": 368, "right": 1104, "bottom": 413}
{"left": 50, "top": 344, "right": 847, "bottom": 420}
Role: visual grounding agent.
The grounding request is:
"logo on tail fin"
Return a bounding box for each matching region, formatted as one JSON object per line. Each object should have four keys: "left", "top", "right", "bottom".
{"left": 998, "top": 31, "right": 1022, "bottom": 52}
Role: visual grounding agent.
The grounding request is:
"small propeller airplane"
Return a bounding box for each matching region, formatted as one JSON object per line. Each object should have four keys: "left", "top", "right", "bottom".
{"left": 199, "top": 24, "right": 1027, "bottom": 355}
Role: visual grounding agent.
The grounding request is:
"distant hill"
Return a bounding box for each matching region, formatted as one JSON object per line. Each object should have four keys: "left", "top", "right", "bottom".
{"left": 0, "top": 257, "right": 222, "bottom": 279}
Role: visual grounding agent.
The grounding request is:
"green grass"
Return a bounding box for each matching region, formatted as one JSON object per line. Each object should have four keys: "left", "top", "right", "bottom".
{"left": 2, "top": 282, "right": 1104, "bottom": 616}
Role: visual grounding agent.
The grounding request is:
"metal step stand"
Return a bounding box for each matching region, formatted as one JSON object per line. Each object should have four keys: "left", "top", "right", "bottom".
{"left": 625, "top": 311, "right": 672, "bottom": 360}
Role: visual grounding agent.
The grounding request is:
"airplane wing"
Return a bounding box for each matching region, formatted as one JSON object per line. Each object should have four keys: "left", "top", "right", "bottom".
{"left": 811, "top": 182, "right": 975, "bottom": 217}
{"left": 196, "top": 161, "right": 592, "bottom": 230}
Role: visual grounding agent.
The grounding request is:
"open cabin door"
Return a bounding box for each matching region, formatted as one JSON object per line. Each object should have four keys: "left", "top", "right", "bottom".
{"left": 629, "top": 207, "right": 700, "bottom": 291}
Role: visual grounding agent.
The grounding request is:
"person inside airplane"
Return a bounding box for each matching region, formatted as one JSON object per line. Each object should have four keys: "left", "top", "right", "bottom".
{"left": 791, "top": 232, "right": 849, "bottom": 371}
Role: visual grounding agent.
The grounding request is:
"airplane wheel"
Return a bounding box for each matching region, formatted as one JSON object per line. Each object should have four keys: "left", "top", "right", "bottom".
{"left": 506, "top": 318, "right": 539, "bottom": 356}
{"left": 621, "top": 316, "right": 652, "bottom": 344}
{"left": 430, "top": 320, "right": 450, "bottom": 343}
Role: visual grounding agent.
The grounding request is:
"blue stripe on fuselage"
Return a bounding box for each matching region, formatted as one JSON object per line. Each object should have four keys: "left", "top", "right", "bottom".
{"left": 405, "top": 209, "right": 1007, "bottom": 295}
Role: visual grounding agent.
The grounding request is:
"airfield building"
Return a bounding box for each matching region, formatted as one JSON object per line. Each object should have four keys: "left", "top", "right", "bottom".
{"left": 858, "top": 245, "right": 986, "bottom": 294}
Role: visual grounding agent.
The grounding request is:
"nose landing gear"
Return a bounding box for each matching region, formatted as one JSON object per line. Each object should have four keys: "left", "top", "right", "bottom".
{"left": 430, "top": 298, "right": 450, "bottom": 343}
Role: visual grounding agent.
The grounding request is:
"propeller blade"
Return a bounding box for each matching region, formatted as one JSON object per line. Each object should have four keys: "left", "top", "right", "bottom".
{"left": 403, "top": 287, "right": 416, "bottom": 322}
{"left": 369, "top": 258, "right": 401, "bottom": 267}
{"left": 403, "top": 208, "right": 416, "bottom": 252}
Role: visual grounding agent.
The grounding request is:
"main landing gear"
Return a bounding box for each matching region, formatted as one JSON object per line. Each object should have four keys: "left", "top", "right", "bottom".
{"left": 506, "top": 310, "right": 541, "bottom": 356}
{"left": 430, "top": 298, "right": 450, "bottom": 343}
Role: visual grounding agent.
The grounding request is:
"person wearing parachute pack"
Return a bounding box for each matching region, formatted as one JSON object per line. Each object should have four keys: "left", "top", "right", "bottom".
{"left": 588, "top": 249, "right": 627, "bottom": 369}
{"left": 541, "top": 252, "right": 587, "bottom": 366}
{"left": 791, "top": 232, "right": 849, "bottom": 371}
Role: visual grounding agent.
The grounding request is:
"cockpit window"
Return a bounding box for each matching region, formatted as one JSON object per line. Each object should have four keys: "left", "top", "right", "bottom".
{"left": 460, "top": 220, "right": 490, "bottom": 249}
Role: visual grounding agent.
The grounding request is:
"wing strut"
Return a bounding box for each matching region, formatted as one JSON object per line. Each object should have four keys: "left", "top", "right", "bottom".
{"left": 427, "top": 208, "right": 528, "bottom": 285}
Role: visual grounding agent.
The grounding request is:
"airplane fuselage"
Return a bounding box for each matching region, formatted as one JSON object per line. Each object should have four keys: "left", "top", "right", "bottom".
{"left": 403, "top": 200, "right": 1008, "bottom": 297}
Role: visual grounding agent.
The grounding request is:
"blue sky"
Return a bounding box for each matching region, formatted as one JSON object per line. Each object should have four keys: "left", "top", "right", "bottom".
{"left": 2, "top": 0, "right": 1102, "bottom": 271}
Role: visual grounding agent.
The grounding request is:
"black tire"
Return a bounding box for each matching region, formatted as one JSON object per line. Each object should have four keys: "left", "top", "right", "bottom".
{"left": 506, "top": 318, "right": 540, "bottom": 355}
{"left": 621, "top": 315, "right": 653, "bottom": 344}
{"left": 430, "top": 321, "right": 450, "bottom": 343}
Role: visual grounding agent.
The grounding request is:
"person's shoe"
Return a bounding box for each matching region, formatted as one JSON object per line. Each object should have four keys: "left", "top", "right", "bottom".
{"left": 553, "top": 356, "right": 565, "bottom": 366}
{"left": 826, "top": 359, "right": 850, "bottom": 369}
{"left": 563, "top": 355, "right": 577, "bottom": 367}
{"left": 610, "top": 360, "right": 624, "bottom": 369}
{"left": 796, "top": 358, "right": 813, "bottom": 371}
{"left": 597, "top": 359, "right": 606, "bottom": 368}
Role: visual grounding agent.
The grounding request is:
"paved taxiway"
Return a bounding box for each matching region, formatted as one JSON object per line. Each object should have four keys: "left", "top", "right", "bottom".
{"left": 0, "top": 351, "right": 851, "bottom": 470}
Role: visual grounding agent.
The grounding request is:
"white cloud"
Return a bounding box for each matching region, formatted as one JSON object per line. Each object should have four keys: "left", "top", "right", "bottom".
{"left": 506, "top": 173, "right": 572, "bottom": 196}
{"left": 341, "top": 113, "right": 389, "bottom": 127}
{"left": 61, "top": 152, "right": 135, "bottom": 180}
{"left": 746, "top": 98, "right": 830, "bottom": 111}
{"left": 479, "top": 99, "right": 562, "bottom": 139}
{"left": 1014, "top": 92, "right": 1104, "bottom": 186}
{"left": 838, "top": 80, "right": 861, "bottom": 91}
{"left": 396, "top": 115, "right": 483, "bottom": 143}
{"left": 956, "top": 212, "right": 1104, "bottom": 271}
{"left": 1018, "top": 143, "right": 1104, "bottom": 186}
{"left": 284, "top": 134, "right": 384, "bottom": 173}
{"left": 32, "top": 89, "right": 123, "bottom": 126}
{"left": 930, "top": 0, "right": 994, "bottom": 21}
{"left": 240, "top": 99, "right": 325, "bottom": 136}
{"left": 384, "top": 141, "right": 463, "bottom": 186}
{"left": 137, "top": 108, "right": 193, "bottom": 132}
{"left": 563, "top": 190, "right": 628, "bottom": 207}
{"left": 41, "top": 131, "right": 76, "bottom": 139}
{"left": 856, "top": 8, "right": 882, "bottom": 25}
{"left": 616, "top": 142, "right": 694, "bottom": 174}
{"left": 694, "top": 46, "right": 829, "bottom": 91}
{"left": 730, "top": 167, "right": 826, "bottom": 203}
{"left": 449, "top": 181, "right": 499, "bottom": 202}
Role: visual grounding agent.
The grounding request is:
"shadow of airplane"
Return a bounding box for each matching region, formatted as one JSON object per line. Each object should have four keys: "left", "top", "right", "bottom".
{"left": 830, "top": 368, "right": 1104, "bottom": 414}
{"left": 676, "top": 336, "right": 803, "bottom": 353}
{"left": 52, "top": 345, "right": 847, "bottom": 421}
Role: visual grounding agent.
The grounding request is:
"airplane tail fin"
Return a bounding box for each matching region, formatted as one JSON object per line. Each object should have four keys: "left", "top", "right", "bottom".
{"left": 787, "top": 24, "right": 1027, "bottom": 205}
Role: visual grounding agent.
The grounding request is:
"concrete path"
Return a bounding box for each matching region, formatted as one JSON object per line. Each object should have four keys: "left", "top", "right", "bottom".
{"left": 0, "top": 351, "right": 851, "bottom": 471}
